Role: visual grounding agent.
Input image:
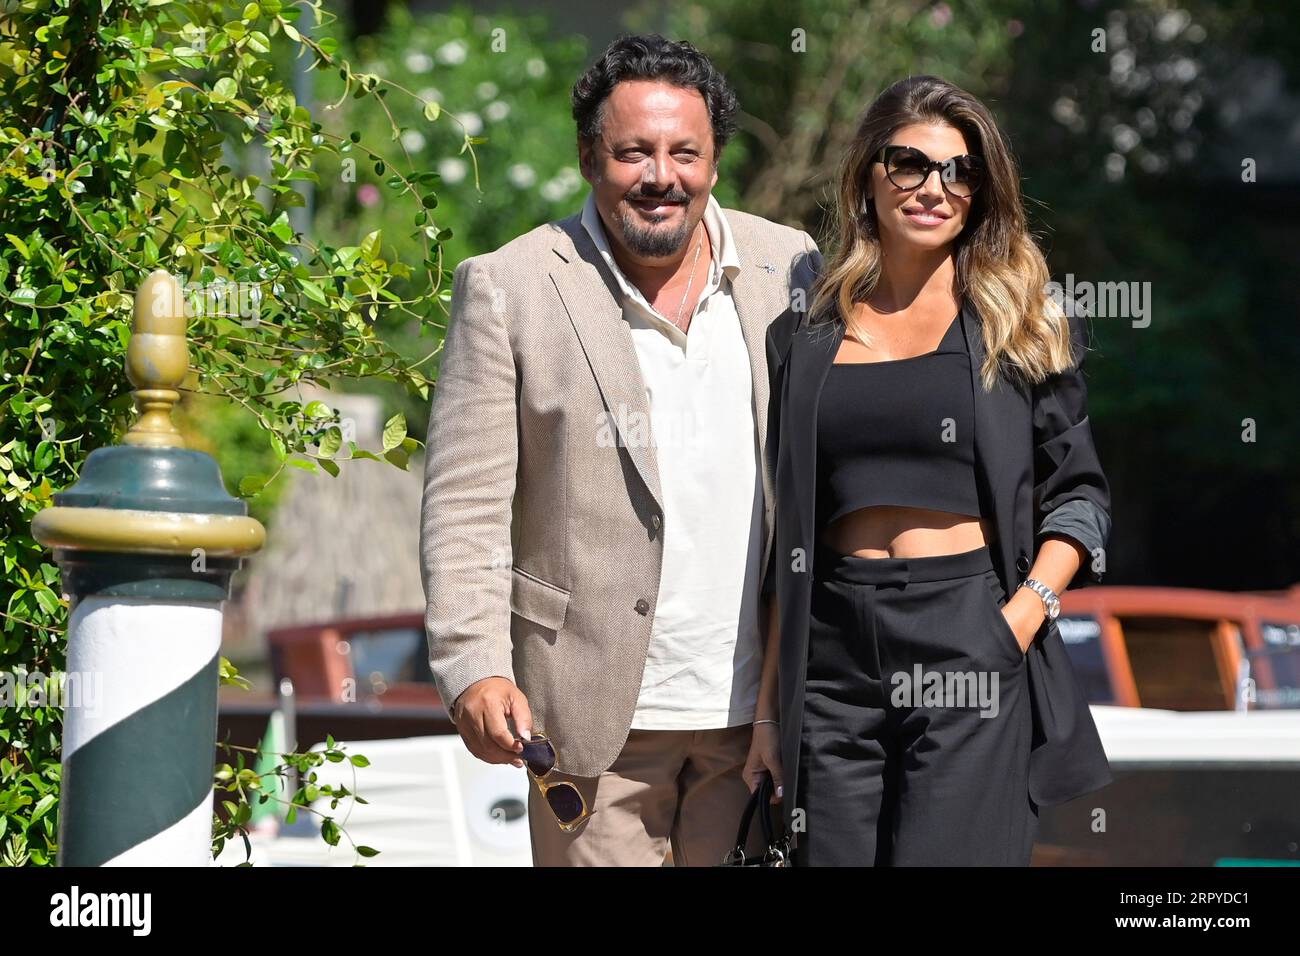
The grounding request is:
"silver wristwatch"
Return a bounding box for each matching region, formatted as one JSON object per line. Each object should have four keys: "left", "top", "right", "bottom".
{"left": 1020, "top": 578, "right": 1061, "bottom": 620}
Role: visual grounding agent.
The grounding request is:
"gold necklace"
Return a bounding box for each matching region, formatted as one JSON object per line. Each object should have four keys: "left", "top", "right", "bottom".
{"left": 672, "top": 229, "right": 704, "bottom": 332}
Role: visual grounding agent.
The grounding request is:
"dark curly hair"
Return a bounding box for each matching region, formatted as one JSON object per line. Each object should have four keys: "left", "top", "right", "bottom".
{"left": 571, "top": 34, "right": 739, "bottom": 158}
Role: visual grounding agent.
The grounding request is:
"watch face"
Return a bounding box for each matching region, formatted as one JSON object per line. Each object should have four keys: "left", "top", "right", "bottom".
{"left": 1047, "top": 596, "right": 1061, "bottom": 619}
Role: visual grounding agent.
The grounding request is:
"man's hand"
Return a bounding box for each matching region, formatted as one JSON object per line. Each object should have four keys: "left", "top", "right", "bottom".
{"left": 452, "top": 677, "right": 534, "bottom": 768}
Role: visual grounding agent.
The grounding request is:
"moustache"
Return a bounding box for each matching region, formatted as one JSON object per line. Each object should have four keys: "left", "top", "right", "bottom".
{"left": 626, "top": 192, "right": 691, "bottom": 204}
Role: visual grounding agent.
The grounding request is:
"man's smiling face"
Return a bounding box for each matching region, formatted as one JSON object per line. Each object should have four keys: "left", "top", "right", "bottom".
{"left": 578, "top": 79, "right": 719, "bottom": 261}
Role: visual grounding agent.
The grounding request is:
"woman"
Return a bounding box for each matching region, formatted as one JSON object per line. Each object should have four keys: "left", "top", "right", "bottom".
{"left": 744, "top": 75, "right": 1113, "bottom": 866}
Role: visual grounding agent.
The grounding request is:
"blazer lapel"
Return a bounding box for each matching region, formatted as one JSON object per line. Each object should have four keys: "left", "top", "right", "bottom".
{"left": 962, "top": 298, "right": 1029, "bottom": 595}
{"left": 549, "top": 217, "right": 663, "bottom": 513}
{"left": 724, "top": 219, "right": 779, "bottom": 553}
{"left": 786, "top": 318, "right": 844, "bottom": 555}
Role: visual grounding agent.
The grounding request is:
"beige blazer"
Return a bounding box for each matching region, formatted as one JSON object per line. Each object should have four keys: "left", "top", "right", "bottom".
{"left": 419, "top": 206, "right": 821, "bottom": 777}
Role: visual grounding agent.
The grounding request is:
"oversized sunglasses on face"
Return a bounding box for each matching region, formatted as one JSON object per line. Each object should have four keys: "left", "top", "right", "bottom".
{"left": 873, "top": 144, "right": 985, "bottom": 198}
{"left": 520, "top": 732, "right": 591, "bottom": 831}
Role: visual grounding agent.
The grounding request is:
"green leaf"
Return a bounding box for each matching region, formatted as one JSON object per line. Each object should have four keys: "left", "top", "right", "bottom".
{"left": 211, "top": 77, "right": 238, "bottom": 102}
{"left": 33, "top": 588, "right": 61, "bottom": 616}
{"left": 360, "top": 230, "right": 382, "bottom": 262}
{"left": 35, "top": 285, "right": 62, "bottom": 306}
{"left": 269, "top": 211, "right": 294, "bottom": 243}
{"left": 298, "top": 279, "right": 327, "bottom": 306}
{"left": 239, "top": 475, "right": 268, "bottom": 496}
{"left": 6, "top": 234, "right": 31, "bottom": 259}
{"left": 317, "top": 427, "right": 342, "bottom": 458}
{"left": 381, "top": 413, "right": 406, "bottom": 451}
{"left": 28, "top": 793, "right": 55, "bottom": 824}
{"left": 422, "top": 101, "right": 441, "bottom": 122}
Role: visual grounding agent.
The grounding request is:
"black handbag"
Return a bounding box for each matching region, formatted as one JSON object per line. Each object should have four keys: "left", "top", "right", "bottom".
{"left": 717, "top": 774, "right": 791, "bottom": 867}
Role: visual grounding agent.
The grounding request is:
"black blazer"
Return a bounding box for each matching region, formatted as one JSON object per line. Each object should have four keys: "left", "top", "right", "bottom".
{"left": 762, "top": 291, "right": 1114, "bottom": 841}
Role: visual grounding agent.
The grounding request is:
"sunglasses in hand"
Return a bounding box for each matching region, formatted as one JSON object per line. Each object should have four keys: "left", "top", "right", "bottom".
{"left": 520, "top": 732, "right": 591, "bottom": 832}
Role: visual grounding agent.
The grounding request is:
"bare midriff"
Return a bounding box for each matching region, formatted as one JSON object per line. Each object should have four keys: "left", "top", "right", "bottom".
{"left": 819, "top": 505, "right": 992, "bottom": 559}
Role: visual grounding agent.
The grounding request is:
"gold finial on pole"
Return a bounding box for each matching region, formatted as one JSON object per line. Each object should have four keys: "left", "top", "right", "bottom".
{"left": 124, "top": 270, "right": 189, "bottom": 448}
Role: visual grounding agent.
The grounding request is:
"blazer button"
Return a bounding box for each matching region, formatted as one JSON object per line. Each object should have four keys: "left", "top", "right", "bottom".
{"left": 651, "top": 514, "right": 662, "bottom": 531}
{"left": 1016, "top": 554, "right": 1031, "bottom": 574}
{"left": 635, "top": 598, "right": 650, "bottom": 615}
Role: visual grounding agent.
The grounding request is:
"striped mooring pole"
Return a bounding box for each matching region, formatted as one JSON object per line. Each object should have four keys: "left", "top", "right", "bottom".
{"left": 32, "top": 271, "right": 265, "bottom": 865}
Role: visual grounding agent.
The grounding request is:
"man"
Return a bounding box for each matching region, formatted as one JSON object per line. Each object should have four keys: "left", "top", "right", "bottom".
{"left": 419, "top": 33, "right": 821, "bottom": 866}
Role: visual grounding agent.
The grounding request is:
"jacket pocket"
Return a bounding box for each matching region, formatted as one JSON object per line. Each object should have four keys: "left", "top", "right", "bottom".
{"left": 510, "top": 566, "right": 571, "bottom": 631}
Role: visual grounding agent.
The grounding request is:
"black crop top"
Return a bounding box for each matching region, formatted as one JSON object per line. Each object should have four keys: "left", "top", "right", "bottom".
{"left": 816, "top": 309, "right": 982, "bottom": 525}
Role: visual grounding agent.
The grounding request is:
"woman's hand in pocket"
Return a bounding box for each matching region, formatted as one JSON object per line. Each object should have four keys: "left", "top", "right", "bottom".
{"left": 1001, "top": 588, "right": 1045, "bottom": 654}
{"left": 744, "top": 722, "right": 784, "bottom": 804}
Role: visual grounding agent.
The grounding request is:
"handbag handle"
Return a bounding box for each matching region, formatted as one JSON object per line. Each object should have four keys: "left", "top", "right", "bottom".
{"left": 722, "top": 773, "right": 787, "bottom": 865}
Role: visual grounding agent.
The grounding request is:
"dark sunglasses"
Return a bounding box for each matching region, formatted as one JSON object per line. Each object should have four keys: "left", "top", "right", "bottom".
{"left": 520, "top": 732, "right": 591, "bottom": 831}
{"left": 872, "top": 144, "right": 985, "bottom": 198}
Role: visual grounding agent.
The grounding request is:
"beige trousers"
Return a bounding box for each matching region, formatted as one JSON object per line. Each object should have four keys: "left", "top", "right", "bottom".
{"left": 527, "top": 724, "right": 767, "bottom": 866}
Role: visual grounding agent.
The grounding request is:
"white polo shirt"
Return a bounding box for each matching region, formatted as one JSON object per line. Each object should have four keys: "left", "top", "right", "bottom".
{"left": 581, "top": 190, "right": 763, "bottom": 730}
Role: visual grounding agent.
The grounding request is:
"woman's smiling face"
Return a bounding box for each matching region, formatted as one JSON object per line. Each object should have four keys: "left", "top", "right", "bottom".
{"left": 868, "top": 122, "right": 975, "bottom": 252}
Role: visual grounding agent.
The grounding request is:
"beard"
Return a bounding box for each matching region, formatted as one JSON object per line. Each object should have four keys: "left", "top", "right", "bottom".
{"left": 614, "top": 193, "right": 695, "bottom": 258}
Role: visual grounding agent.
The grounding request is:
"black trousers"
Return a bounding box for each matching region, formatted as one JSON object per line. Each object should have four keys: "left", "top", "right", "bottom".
{"left": 791, "top": 541, "right": 1038, "bottom": 866}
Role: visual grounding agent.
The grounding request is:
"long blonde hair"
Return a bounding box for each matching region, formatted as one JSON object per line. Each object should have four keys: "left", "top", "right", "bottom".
{"left": 808, "top": 75, "right": 1074, "bottom": 390}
